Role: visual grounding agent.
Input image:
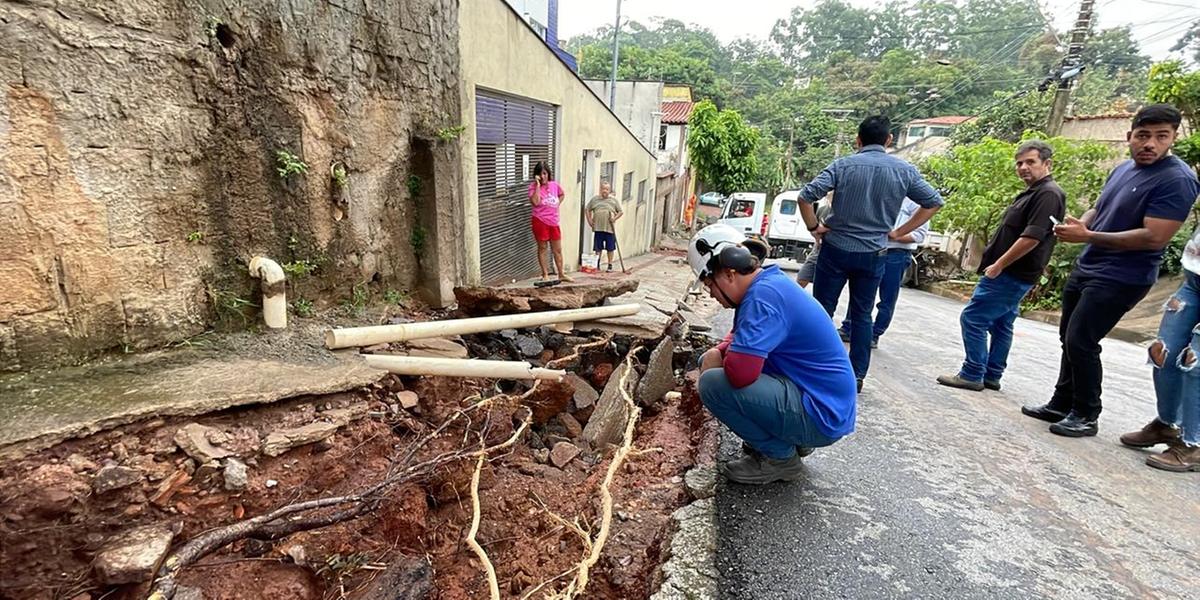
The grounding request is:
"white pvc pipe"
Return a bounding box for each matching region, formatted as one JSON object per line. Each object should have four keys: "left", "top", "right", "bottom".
{"left": 362, "top": 354, "right": 565, "bottom": 381}
{"left": 249, "top": 256, "right": 287, "bottom": 329}
{"left": 325, "top": 303, "right": 640, "bottom": 349}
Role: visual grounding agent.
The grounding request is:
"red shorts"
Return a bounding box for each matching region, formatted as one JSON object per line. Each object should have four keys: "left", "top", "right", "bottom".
{"left": 532, "top": 217, "right": 561, "bottom": 242}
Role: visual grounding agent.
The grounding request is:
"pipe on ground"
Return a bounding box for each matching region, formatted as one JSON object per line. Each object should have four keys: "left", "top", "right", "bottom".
{"left": 362, "top": 354, "right": 566, "bottom": 381}
{"left": 249, "top": 256, "right": 287, "bottom": 329}
{"left": 325, "top": 303, "right": 640, "bottom": 349}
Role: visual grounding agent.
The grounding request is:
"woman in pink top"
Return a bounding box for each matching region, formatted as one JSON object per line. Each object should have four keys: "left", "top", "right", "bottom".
{"left": 528, "top": 162, "right": 573, "bottom": 282}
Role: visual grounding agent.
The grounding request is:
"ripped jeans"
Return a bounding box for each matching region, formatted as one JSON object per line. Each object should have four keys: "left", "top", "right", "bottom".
{"left": 1151, "top": 272, "right": 1200, "bottom": 445}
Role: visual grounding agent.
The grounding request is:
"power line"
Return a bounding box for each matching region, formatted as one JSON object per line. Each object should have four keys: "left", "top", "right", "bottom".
{"left": 893, "top": 33, "right": 1036, "bottom": 123}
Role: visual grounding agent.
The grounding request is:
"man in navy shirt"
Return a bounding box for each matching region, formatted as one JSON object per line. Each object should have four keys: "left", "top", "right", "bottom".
{"left": 689, "top": 224, "right": 858, "bottom": 484}
{"left": 1023, "top": 104, "right": 1200, "bottom": 437}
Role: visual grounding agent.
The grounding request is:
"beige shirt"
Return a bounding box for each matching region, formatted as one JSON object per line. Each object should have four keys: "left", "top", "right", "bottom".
{"left": 587, "top": 195, "right": 623, "bottom": 233}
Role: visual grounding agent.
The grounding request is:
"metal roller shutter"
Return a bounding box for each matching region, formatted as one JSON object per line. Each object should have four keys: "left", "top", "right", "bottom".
{"left": 475, "top": 90, "right": 557, "bottom": 284}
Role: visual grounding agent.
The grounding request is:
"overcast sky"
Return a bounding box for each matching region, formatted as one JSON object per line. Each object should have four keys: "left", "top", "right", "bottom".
{"left": 558, "top": 0, "right": 1199, "bottom": 64}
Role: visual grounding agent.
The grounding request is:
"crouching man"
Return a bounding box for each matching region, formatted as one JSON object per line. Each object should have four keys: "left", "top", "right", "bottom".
{"left": 690, "top": 224, "right": 858, "bottom": 484}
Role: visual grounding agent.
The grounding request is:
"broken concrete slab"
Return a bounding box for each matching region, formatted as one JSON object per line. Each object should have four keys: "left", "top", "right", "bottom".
{"left": 564, "top": 373, "right": 599, "bottom": 411}
{"left": 262, "top": 422, "right": 340, "bottom": 457}
{"left": 401, "top": 338, "right": 469, "bottom": 359}
{"left": 174, "top": 424, "right": 234, "bottom": 463}
{"left": 636, "top": 337, "right": 676, "bottom": 407}
{"left": 582, "top": 362, "right": 641, "bottom": 448}
{"left": 0, "top": 349, "right": 387, "bottom": 461}
{"left": 396, "top": 391, "right": 420, "bottom": 410}
{"left": 550, "top": 441, "right": 581, "bottom": 468}
{"left": 92, "top": 465, "right": 143, "bottom": 495}
{"left": 93, "top": 524, "right": 175, "bottom": 585}
{"left": 580, "top": 303, "right": 673, "bottom": 339}
{"left": 322, "top": 402, "right": 370, "bottom": 426}
{"left": 684, "top": 465, "right": 717, "bottom": 501}
{"left": 454, "top": 280, "right": 640, "bottom": 315}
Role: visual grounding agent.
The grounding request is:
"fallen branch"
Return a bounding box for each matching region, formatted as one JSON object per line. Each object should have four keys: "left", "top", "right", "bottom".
{"left": 465, "top": 450, "right": 501, "bottom": 600}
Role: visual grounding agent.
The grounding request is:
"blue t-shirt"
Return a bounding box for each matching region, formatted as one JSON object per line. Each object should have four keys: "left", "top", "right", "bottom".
{"left": 729, "top": 265, "right": 858, "bottom": 438}
{"left": 1075, "top": 156, "right": 1200, "bottom": 286}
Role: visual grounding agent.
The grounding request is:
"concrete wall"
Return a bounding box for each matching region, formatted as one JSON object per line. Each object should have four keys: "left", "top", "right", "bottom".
{"left": 583, "top": 80, "right": 664, "bottom": 153}
{"left": 458, "top": 0, "right": 658, "bottom": 280}
{"left": 661, "top": 124, "right": 688, "bottom": 169}
{"left": 0, "top": 0, "right": 463, "bottom": 370}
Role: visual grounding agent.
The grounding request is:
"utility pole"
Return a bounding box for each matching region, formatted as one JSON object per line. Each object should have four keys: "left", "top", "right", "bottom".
{"left": 1047, "top": 0, "right": 1094, "bottom": 136}
{"left": 609, "top": 0, "right": 623, "bottom": 109}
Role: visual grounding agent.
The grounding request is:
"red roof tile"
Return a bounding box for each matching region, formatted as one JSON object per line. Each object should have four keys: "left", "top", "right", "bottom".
{"left": 662, "top": 101, "right": 695, "bottom": 125}
{"left": 907, "top": 116, "right": 971, "bottom": 126}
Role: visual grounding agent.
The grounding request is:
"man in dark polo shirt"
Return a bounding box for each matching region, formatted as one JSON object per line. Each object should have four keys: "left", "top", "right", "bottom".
{"left": 1023, "top": 104, "right": 1199, "bottom": 437}
{"left": 938, "top": 140, "right": 1065, "bottom": 392}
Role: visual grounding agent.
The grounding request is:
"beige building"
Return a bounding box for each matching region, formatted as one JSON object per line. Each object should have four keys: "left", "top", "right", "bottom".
{"left": 457, "top": 0, "right": 659, "bottom": 284}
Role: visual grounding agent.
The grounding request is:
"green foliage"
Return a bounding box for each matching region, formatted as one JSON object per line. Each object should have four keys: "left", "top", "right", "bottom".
{"left": 951, "top": 90, "right": 1052, "bottom": 145}
{"left": 206, "top": 286, "right": 256, "bottom": 326}
{"left": 435, "top": 125, "right": 467, "bottom": 141}
{"left": 1173, "top": 132, "right": 1200, "bottom": 170}
{"left": 406, "top": 175, "right": 423, "bottom": 200}
{"left": 410, "top": 224, "right": 428, "bottom": 257}
{"left": 383, "top": 289, "right": 409, "bottom": 305}
{"left": 291, "top": 297, "right": 315, "bottom": 318}
{"left": 1172, "top": 22, "right": 1200, "bottom": 66}
{"left": 186, "top": 231, "right": 205, "bottom": 243}
{"left": 687, "top": 100, "right": 759, "bottom": 193}
{"left": 275, "top": 150, "right": 308, "bottom": 179}
{"left": 330, "top": 162, "right": 348, "bottom": 188}
{"left": 345, "top": 282, "right": 370, "bottom": 315}
{"left": 281, "top": 260, "right": 318, "bottom": 278}
{"left": 1147, "top": 61, "right": 1200, "bottom": 127}
{"left": 923, "top": 133, "right": 1114, "bottom": 242}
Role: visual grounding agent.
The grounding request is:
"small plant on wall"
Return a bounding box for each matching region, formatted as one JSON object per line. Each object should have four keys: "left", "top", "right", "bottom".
{"left": 406, "top": 175, "right": 422, "bottom": 200}
{"left": 276, "top": 149, "right": 308, "bottom": 179}
{"left": 435, "top": 125, "right": 467, "bottom": 141}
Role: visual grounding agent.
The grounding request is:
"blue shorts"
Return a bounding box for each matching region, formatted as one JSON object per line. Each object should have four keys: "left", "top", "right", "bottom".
{"left": 593, "top": 231, "right": 617, "bottom": 252}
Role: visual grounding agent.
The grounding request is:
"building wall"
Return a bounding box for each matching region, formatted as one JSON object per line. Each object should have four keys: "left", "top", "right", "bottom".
{"left": 582, "top": 80, "right": 664, "bottom": 153}
{"left": 0, "top": 0, "right": 463, "bottom": 370}
{"left": 458, "top": 0, "right": 658, "bottom": 281}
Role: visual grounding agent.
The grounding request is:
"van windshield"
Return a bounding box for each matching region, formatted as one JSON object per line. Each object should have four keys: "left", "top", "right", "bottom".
{"left": 727, "top": 200, "right": 755, "bottom": 218}
{"left": 778, "top": 200, "right": 797, "bottom": 215}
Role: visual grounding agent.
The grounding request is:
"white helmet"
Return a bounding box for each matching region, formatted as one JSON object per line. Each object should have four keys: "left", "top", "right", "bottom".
{"left": 688, "top": 223, "right": 747, "bottom": 278}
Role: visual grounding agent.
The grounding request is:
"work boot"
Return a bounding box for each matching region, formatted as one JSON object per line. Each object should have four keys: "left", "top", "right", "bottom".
{"left": 984, "top": 379, "right": 1001, "bottom": 391}
{"left": 1145, "top": 444, "right": 1200, "bottom": 472}
{"left": 1021, "top": 403, "right": 1069, "bottom": 423}
{"left": 1119, "top": 419, "right": 1181, "bottom": 448}
{"left": 720, "top": 452, "right": 805, "bottom": 485}
{"left": 1049, "top": 413, "right": 1099, "bottom": 438}
{"left": 936, "top": 374, "right": 984, "bottom": 391}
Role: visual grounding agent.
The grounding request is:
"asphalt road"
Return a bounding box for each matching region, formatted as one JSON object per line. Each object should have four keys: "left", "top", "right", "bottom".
{"left": 710, "top": 286, "right": 1200, "bottom": 600}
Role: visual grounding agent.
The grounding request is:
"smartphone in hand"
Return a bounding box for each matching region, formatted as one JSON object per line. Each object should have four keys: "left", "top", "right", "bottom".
{"left": 1049, "top": 215, "right": 1060, "bottom": 226}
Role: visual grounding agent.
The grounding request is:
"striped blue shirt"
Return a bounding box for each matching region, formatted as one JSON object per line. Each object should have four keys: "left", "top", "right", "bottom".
{"left": 799, "top": 145, "right": 943, "bottom": 252}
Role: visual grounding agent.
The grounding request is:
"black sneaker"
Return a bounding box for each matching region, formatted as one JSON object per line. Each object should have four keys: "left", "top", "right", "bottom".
{"left": 607, "top": 263, "right": 613, "bottom": 272}
{"left": 856, "top": 378, "right": 864, "bottom": 393}
{"left": 871, "top": 337, "right": 879, "bottom": 349}
{"left": 838, "top": 329, "right": 850, "bottom": 343}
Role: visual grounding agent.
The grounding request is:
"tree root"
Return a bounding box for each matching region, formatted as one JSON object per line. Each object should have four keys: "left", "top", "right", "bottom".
{"left": 465, "top": 450, "right": 501, "bottom": 600}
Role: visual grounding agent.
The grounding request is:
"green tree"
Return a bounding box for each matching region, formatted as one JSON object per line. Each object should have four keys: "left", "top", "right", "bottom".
{"left": 1147, "top": 61, "right": 1200, "bottom": 170}
{"left": 687, "top": 100, "right": 759, "bottom": 193}
{"left": 951, "top": 89, "right": 1053, "bottom": 144}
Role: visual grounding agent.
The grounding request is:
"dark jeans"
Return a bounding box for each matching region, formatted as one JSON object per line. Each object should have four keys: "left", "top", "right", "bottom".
{"left": 839, "top": 248, "right": 913, "bottom": 339}
{"left": 1048, "top": 274, "right": 1151, "bottom": 421}
{"left": 813, "top": 243, "right": 886, "bottom": 380}
{"left": 956, "top": 272, "right": 1034, "bottom": 383}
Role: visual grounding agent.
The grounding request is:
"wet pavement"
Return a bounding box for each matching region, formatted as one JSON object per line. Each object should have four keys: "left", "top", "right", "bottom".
{"left": 711, "top": 287, "right": 1200, "bottom": 599}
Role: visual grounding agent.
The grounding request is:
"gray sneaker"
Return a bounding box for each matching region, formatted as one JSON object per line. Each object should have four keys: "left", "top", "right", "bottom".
{"left": 720, "top": 452, "right": 806, "bottom": 485}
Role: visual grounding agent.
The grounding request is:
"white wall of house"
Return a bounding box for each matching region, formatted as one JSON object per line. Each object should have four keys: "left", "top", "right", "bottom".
{"left": 583, "top": 80, "right": 664, "bottom": 153}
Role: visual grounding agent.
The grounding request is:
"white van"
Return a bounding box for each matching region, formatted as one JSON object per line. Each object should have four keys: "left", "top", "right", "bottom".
{"left": 717, "top": 192, "right": 767, "bottom": 237}
{"left": 766, "top": 191, "right": 816, "bottom": 259}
